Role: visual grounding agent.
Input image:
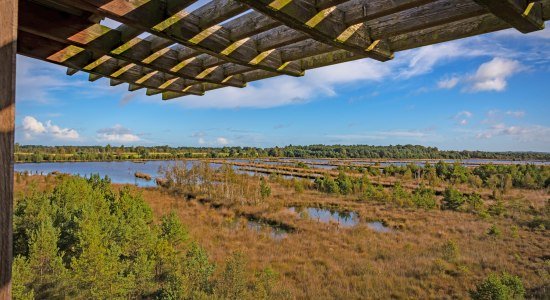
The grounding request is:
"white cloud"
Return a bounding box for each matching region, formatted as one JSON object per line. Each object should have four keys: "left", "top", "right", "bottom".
{"left": 22, "top": 116, "right": 46, "bottom": 135}
{"left": 437, "top": 77, "right": 460, "bottom": 89}
{"left": 454, "top": 111, "right": 473, "bottom": 126}
{"left": 96, "top": 125, "right": 140, "bottom": 143}
{"left": 16, "top": 56, "right": 86, "bottom": 103}
{"left": 46, "top": 121, "right": 80, "bottom": 140}
{"left": 21, "top": 116, "right": 79, "bottom": 140}
{"left": 167, "top": 58, "right": 391, "bottom": 109}
{"left": 466, "top": 58, "right": 522, "bottom": 92}
{"left": 476, "top": 123, "right": 550, "bottom": 141}
{"left": 216, "top": 137, "right": 229, "bottom": 145}
{"left": 506, "top": 110, "right": 526, "bottom": 118}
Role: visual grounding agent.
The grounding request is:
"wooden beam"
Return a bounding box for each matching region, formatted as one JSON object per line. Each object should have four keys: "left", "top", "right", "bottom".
{"left": 59, "top": 0, "right": 304, "bottom": 76}
{"left": 171, "top": 3, "right": 550, "bottom": 99}
{"left": 16, "top": 31, "right": 206, "bottom": 95}
{"left": 18, "top": 0, "right": 246, "bottom": 88}
{"left": 66, "top": 67, "right": 79, "bottom": 75}
{"left": 88, "top": 73, "right": 102, "bottom": 81}
{"left": 0, "top": 0, "right": 17, "bottom": 298}
{"left": 472, "top": 0, "right": 545, "bottom": 33}
{"left": 236, "top": 0, "right": 393, "bottom": 61}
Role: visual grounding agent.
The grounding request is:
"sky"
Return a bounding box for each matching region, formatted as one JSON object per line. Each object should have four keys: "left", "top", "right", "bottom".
{"left": 14, "top": 15, "right": 550, "bottom": 151}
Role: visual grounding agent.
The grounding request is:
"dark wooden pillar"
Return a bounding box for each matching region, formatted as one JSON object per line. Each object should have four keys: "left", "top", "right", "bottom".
{"left": 0, "top": 0, "right": 18, "bottom": 298}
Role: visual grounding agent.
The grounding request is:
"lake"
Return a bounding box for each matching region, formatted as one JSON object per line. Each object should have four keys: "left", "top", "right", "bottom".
{"left": 14, "top": 160, "right": 202, "bottom": 187}
{"left": 15, "top": 158, "right": 548, "bottom": 187}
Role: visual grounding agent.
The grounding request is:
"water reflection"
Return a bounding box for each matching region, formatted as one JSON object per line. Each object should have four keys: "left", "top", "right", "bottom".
{"left": 288, "top": 206, "right": 359, "bottom": 227}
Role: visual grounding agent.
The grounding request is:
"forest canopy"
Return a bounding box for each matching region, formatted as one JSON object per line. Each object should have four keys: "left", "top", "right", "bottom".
{"left": 14, "top": 144, "right": 550, "bottom": 162}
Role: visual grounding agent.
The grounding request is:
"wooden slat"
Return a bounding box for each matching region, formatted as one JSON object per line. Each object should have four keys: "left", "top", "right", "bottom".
{"left": 19, "top": 0, "right": 246, "bottom": 88}
{"left": 16, "top": 31, "right": 205, "bottom": 96}
{"left": 236, "top": 0, "right": 393, "bottom": 61}
{"left": 0, "top": 0, "right": 17, "bottom": 298}
{"left": 166, "top": 3, "right": 550, "bottom": 100}
{"left": 472, "top": 0, "right": 545, "bottom": 33}
{"left": 58, "top": 0, "right": 304, "bottom": 76}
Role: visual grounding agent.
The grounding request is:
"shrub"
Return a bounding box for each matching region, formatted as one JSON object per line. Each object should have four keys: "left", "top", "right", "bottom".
{"left": 412, "top": 185, "right": 437, "bottom": 209}
{"left": 487, "top": 224, "right": 501, "bottom": 237}
{"left": 470, "top": 273, "right": 525, "bottom": 300}
{"left": 489, "top": 200, "right": 506, "bottom": 217}
{"left": 260, "top": 178, "right": 271, "bottom": 199}
{"left": 442, "top": 240, "right": 460, "bottom": 263}
{"left": 466, "top": 193, "right": 484, "bottom": 213}
{"left": 442, "top": 188, "right": 465, "bottom": 211}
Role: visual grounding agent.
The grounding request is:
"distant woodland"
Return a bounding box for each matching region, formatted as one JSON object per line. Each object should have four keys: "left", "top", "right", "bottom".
{"left": 15, "top": 144, "right": 550, "bottom": 162}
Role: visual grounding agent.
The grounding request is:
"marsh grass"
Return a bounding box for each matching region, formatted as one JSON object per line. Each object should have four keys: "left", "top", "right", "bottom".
{"left": 15, "top": 162, "right": 550, "bottom": 299}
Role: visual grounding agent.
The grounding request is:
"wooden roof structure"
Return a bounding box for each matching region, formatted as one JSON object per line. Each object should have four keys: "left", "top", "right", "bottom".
{"left": 16, "top": 0, "right": 550, "bottom": 100}
{"left": 0, "top": 0, "right": 549, "bottom": 298}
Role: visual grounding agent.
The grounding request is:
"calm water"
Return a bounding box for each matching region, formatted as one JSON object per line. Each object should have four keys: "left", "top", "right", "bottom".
{"left": 289, "top": 206, "right": 359, "bottom": 227}
{"left": 15, "top": 158, "right": 549, "bottom": 187}
{"left": 14, "top": 160, "right": 205, "bottom": 187}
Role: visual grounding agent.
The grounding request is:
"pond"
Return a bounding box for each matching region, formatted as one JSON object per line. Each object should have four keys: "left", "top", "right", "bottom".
{"left": 288, "top": 206, "right": 359, "bottom": 228}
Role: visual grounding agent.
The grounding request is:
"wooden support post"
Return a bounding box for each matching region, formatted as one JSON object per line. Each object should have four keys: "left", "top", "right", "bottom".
{"left": 0, "top": 0, "right": 18, "bottom": 299}
{"left": 473, "top": 0, "right": 545, "bottom": 33}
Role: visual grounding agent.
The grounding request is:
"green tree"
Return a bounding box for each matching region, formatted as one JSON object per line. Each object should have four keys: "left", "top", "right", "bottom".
{"left": 470, "top": 273, "right": 525, "bottom": 300}
{"left": 216, "top": 252, "right": 248, "bottom": 300}
{"left": 442, "top": 187, "right": 465, "bottom": 211}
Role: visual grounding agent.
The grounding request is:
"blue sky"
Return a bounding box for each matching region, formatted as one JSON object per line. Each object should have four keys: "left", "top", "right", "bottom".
{"left": 14, "top": 20, "right": 550, "bottom": 151}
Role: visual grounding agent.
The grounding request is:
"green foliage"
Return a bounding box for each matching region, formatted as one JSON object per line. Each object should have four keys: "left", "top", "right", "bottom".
{"left": 15, "top": 144, "right": 550, "bottom": 162}
{"left": 466, "top": 193, "right": 485, "bottom": 213}
{"left": 470, "top": 273, "right": 525, "bottom": 300}
{"left": 488, "top": 200, "right": 506, "bottom": 217}
{"left": 487, "top": 224, "right": 501, "bottom": 237}
{"left": 260, "top": 178, "right": 272, "bottom": 199}
{"left": 216, "top": 252, "right": 249, "bottom": 300}
{"left": 442, "top": 240, "right": 460, "bottom": 263}
{"left": 13, "top": 175, "right": 280, "bottom": 299}
{"left": 442, "top": 188, "right": 465, "bottom": 211}
{"left": 314, "top": 176, "right": 340, "bottom": 194}
{"left": 412, "top": 185, "right": 437, "bottom": 209}
{"left": 160, "top": 211, "right": 189, "bottom": 246}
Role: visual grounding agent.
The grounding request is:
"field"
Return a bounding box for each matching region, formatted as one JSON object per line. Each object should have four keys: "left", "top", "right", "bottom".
{"left": 14, "top": 160, "right": 550, "bottom": 299}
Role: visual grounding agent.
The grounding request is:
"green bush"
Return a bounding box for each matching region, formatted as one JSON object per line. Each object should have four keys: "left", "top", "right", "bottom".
{"left": 412, "top": 185, "right": 437, "bottom": 209}
{"left": 13, "top": 175, "right": 281, "bottom": 299}
{"left": 260, "top": 178, "right": 272, "bottom": 199}
{"left": 470, "top": 273, "right": 525, "bottom": 300}
{"left": 442, "top": 187, "right": 465, "bottom": 211}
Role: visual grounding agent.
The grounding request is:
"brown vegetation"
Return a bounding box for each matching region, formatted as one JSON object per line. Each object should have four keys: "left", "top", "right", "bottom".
{"left": 14, "top": 161, "right": 550, "bottom": 299}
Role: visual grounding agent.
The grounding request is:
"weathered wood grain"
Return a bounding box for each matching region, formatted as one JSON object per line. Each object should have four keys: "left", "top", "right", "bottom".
{"left": 0, "top": 0, "right": 17, "bottom": 298}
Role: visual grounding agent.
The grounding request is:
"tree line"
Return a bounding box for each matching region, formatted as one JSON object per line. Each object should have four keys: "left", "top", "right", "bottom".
{"left": 15, "top": 144, "right": 550, "bottom": 162}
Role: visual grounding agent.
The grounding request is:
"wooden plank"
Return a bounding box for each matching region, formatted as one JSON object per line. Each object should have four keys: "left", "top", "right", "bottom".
{"left": 186, "top": 0, "right": 490, "bottom": 82}
{"left": 236, "top": 0, "right": 394, "bottom": 61}
{"left": 58, "top": 0, "right": 304, "bottom": 76}
{"left": 473, "top": 0, "right": 544, "bottom": 33}
{"left": 171, "top": 2, "right": 550, "bottom": 99}
{"left": 18, "top": 0, "right": 246, "bottom": 88}
{"left": 0, "top": 0, "right": 17, "bottom": 298}
{"left": 16, "top": 31, "right": 206, "bottom": 95}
